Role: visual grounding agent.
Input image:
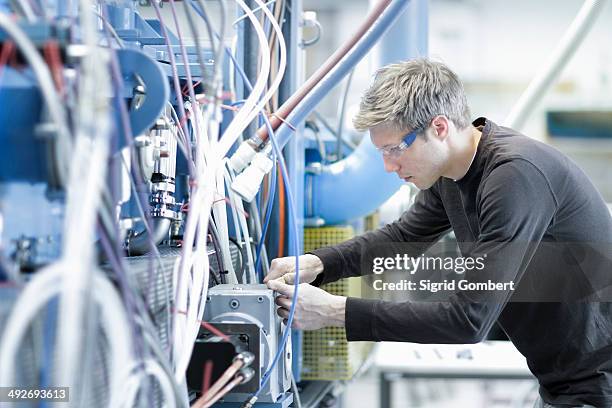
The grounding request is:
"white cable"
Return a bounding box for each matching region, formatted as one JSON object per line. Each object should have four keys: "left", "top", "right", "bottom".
{"left": 168, "top": 0, "right": 206, "bottom": 150}
{"left": 250, "top": 0, "right": 287, "bottom": 121}
{"left": 213, "top": 164, "right": 239, "bottom": 283}
{"left": 120, "top": 359, "right": 178, "bottom": 408}
{"left": 171, "top": 253, "right": 188, "bottom": 373}
{"left": 229, "top": 33, "right": 239, "bottom": 103}
{"left": 57, "top": 0, "right": 113, "bottom": 391}
{"left": 173, "top": 240, "right": 211, "bottom": 381}
{"left": 504, "top": 0, "right": 606, "bottom": 130}
{"left": 0, "top": 266, "right": 133, "bottom": 407}
{"left": 225, "top": 163, "right": 256, "bottom": 283}
{"left": 223, "top": 0, "right": 288, "bottom": 157}
{"left": 232, "top": 0, "right": 277, "bottom": 25}
{"left": 217, "top": 0, "right": 271, "bottom": 157}
{"left": 171, "top": 0, "right": 280, "bottom": 384}
{"left": 226, "top": 0, "right": 287, "bottom": 174}
{"left": 95, "top": 271, "right": 135, "bottom": 408}
{"left": 0, "top": 13, "right": 71, "bottom": 183}
{"left": 208, "top": 103, "right": 238, "bottom": 284}
{"left": 171, "top": 95, "right": 227, "bottom": 381}
{"left": 291, "top": 373, "right": 303, "bottom": 408}
{"left": 225, "top": 179, "right": 246, "bottom": 283}
{"left": 173, "top": 116, "right": 219, "bottom": 383}
{"left": 15, "top": 0, "right": 37, "bottom": 22}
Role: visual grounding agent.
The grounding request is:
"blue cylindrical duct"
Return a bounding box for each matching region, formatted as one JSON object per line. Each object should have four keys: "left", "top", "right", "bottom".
{"left": 305, "top": 136, "right": 401, "bottom": 225}
{"left": 299, "top": 0, "right": 428, "bottom": 224}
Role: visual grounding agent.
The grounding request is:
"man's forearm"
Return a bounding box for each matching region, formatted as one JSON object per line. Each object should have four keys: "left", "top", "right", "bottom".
{"left": 327, "top": 295, "right": 347, "bottom": 327}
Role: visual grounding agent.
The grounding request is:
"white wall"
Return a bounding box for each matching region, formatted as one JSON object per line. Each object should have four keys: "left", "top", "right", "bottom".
{"left": 430, "top": 0, "right": 612, "bottom": 138}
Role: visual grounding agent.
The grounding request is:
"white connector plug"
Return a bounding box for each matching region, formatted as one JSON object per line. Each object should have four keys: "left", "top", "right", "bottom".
{"left": 231, "top": 153, "right": 274, "bottom": 202}
{"left": 229, "top": 141, "right": 258, "bottom": 173}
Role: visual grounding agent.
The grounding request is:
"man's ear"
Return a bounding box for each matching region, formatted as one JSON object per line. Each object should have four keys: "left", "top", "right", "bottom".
{"left": 431, "top": 115, "right": 450, "bottom": 140}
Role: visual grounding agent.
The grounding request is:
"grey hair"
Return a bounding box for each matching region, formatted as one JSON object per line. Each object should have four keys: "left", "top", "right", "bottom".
{"left": 353, "top": 59, "right": 471, "bottom": 133}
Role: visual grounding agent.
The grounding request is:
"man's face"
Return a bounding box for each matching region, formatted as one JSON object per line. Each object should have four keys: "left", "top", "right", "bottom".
{"left": 370, "top": 124, "right": 448, "bottom": 190}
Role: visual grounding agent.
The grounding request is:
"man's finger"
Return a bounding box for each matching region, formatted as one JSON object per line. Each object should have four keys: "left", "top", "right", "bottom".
{"left": 277, "top": 307, "right": 290, "bottom": 319}
{"left": 275, "top": 296, "right": 292, "bottom": 309}
{"left": 267, "top": 279, "right": 295, "bottom": 297}
{"left": 284, "top": 273, "right": 296, "bottom": 284}
{"left": 264, "top": 258, "right": 293, "bottom": 283}
{"left": 263, "top": 269, "right": 284, "bottom": 283}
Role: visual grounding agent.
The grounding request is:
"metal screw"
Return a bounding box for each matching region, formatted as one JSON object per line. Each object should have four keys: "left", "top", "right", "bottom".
{"left": 230, "top": 299, "right": 240, "bottom": 309}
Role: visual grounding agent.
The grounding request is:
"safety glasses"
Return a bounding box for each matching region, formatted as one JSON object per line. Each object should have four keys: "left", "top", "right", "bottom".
{"left": 377, "top": 129, "right": 419, "bottom": 157}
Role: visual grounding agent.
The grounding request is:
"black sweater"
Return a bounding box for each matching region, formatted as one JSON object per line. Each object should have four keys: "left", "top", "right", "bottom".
{"left": 311, "top": 118, "right": 612, "bottom": 406}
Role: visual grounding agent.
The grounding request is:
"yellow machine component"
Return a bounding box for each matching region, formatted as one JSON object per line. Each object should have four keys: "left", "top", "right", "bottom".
{"left": 301, "top": 226, "right": 373, "bottom": 381}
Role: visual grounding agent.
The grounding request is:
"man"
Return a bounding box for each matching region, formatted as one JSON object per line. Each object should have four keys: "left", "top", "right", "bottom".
{"left": 265, "top": 59, "right": 612, "bottom": 407}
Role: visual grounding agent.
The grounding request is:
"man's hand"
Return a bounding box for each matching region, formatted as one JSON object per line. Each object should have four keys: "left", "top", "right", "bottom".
{"left": 266, "top": 279, "right": 346, "bottom": 331}
{"left": 263, "top": 254, "right": 324, "bottom": 285}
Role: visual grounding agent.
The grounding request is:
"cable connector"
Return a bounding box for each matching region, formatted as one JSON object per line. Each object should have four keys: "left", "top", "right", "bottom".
{"left": 229, "top": 141, "right": 258, "bottom": 173}
{"left": 233, "top": 351, "right": 255, "bottom": 367}
{"left": 231, "top": 153, "right": 274, "bottom": 202}
{"left": 240, "top": 396, "right": 258, "bottom": 408}
{"left": 237, "top": 367, "right": 255, "bottom": 384}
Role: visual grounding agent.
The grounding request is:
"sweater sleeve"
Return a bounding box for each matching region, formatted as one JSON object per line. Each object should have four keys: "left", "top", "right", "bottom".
{"left": 309, "top": 183, "right": 451, "bottom": 286}
{"left": 345, "top": 160, "right": 557, "bottom": 343}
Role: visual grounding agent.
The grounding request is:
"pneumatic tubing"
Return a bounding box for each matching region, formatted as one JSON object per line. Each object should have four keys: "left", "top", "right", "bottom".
{"left": 251, "top": 99, "right": 300, "bottom": 401}
{"left": 249, "top": 0, "right": 404, "bottom": 145}
{"left": 226, "top": 100, "right": 278, "bottom": 281}
{"left": 185, "top": 2, "right": 300, "bottom": 398}
{"left": 188, "top": 6, "right": 280, "bottom": 281}
{"left": 216, "top": 0, "right": 287, "bottom": 157}
{"left": 272, "top": 0, "right": 410, "bottom": 150}
{"left": 172, "top": 0, "right": 276, "bottom": 377}
{"left": 187, "top": 0, "right": 284, "bottom": 154}
{"left": 228, "top": 47, "right": 301, "bottom": 403}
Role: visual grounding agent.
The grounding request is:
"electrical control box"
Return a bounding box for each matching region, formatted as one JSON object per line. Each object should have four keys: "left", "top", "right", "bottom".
{"left": 192, "top": 284, "right": 291, "bottom": 403}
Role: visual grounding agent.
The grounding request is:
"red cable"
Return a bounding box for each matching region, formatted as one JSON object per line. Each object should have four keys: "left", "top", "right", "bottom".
{"left": 175, "top": 310, "right": 231, "bottom": 342}
{"left": 201, "top": 360, "right": 213, "bottom": 396}
{"left": 200, "top": 375, "right": 243, "bottom": 408}
{"left": 0, "top": 41, "right": 16, "bottom": 84}
{"left": 200, "top": 321, "right": 230, "bottom": 342}
{"left": 48, "top": 40, "right": 64, "bottom": 93}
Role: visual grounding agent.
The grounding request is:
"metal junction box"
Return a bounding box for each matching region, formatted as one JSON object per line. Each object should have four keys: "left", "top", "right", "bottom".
{"left": 197, "top": 284, "right": 291, "bottom": 403}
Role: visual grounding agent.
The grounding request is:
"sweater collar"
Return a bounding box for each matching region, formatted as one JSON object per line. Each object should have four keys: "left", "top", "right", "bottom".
{"left": 455, "top": 117, "right": 493, "bottom": 186}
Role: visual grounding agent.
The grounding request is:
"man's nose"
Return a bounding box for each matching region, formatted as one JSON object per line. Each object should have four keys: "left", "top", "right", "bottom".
{"left": 383, "top": 156, "right": 399, "bottom": 173}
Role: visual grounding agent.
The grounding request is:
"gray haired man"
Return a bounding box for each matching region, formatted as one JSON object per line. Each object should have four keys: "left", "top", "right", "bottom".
{"left": 266, "top": 59, "right": 612, "bottom": 407}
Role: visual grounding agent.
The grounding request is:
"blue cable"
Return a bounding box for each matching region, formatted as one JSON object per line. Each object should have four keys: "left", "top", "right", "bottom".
{"left": 254, "top": 157, "right": 277, "bottom": 281}
{"left": 226, "top": 61, "right": 299, "bottom": 402}
{"left": 189, "top": 1, "right": 302, "bottom": 401}
{"left": 228, "top": 100, "right": 277, "bottom": 281}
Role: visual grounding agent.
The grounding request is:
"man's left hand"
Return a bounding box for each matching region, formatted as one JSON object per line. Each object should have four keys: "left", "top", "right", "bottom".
{"left": 266, "top": 280, "right": 346, "bottom": 330}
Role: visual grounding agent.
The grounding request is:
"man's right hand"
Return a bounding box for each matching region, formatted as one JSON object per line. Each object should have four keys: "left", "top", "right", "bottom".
{"left": 263, "top": 254, "right": 324, "bottom": 285}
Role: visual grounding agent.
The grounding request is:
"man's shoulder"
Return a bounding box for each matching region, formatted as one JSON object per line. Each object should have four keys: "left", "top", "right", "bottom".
{"left": 481, "top": 125, "right": 569, "bottom": 186}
